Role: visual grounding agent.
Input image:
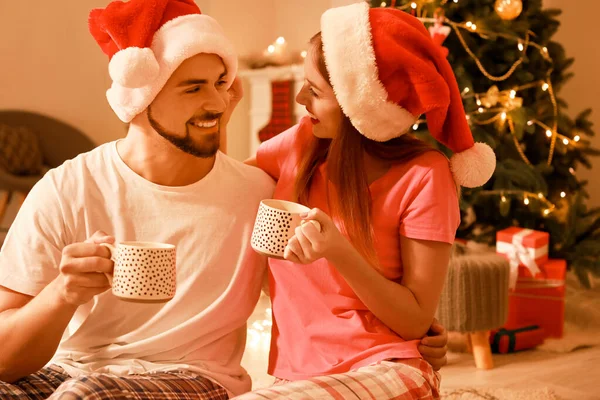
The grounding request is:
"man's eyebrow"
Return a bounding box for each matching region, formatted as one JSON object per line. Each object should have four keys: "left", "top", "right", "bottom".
{"left": 177, "top": 71, "right": 228, "bottom": 87}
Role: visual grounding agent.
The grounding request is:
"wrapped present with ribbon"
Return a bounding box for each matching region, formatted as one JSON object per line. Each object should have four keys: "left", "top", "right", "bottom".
{"left": 496, "top": 227, "right": 549, "bottom": 289}
{"left": 489, "top": 325, "right": 546, "bottom": 353}
{"left": 504, "top": 258, "right": 566, "bottom": 338}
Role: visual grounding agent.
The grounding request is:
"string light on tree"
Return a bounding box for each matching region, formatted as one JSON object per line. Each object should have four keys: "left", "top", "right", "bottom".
{"left": 482, "top": 189, "right": 557, "bottom": 218}
{"left": 495, "top": 0, "right": 523, "bottom": 21}
{"left": 561, "top": 192, "right": 567, "bottom": 198}
{"left": 500, "top": 194, "right": 510, "bottom": 216}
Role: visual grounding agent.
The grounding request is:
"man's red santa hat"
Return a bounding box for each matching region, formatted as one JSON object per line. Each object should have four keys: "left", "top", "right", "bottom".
{"left": 320, "top": 3, "right": 495, "bottom": 188}
{"left": 89, "top": 0, "right": 237, "bottom": 123}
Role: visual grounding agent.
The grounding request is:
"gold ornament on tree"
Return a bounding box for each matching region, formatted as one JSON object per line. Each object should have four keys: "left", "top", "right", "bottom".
{"left": 495, "top": 0, "right": 523, "bottom": 21}
{"left": 479, "top": 85, "right": 523, "bottom": 109}
{"left": 480, "top": 85, "right": 500, "bottom": 108}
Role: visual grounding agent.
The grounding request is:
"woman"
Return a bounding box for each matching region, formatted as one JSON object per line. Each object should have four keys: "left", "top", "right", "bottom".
{"left": 236, "top": 3, "right": 495, "bottom": 399}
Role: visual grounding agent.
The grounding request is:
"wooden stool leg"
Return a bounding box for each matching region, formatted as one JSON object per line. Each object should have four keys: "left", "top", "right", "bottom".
{"left": 466, "top": 332, "right": 473, "bottom": 354}
{"left": 469, "top": 330, "right": 493, "bottom": 370}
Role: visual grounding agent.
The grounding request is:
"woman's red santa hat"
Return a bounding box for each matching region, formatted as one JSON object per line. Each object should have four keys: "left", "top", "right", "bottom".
{"left": 320, "top": 2, "right": 495, "bottom": 188}
{"left": 88, "top": 0, "right": 237, "bottom": 123}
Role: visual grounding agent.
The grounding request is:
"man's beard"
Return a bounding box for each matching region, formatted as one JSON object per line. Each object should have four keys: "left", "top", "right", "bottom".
{"left": 147, "top": 106, "right": 220, "bottom": 158}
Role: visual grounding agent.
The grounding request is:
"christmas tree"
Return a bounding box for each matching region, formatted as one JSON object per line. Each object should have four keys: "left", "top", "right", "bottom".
{"left": 370, "top": 0, "right": 600, "bottom": 286}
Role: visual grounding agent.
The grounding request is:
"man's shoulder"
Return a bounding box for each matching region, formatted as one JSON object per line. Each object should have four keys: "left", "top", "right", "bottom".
{"left": 40, "top": 142, "right": 113, "bottom": 197}
{"left": 49, "top": 142, "right": 111, "bottom": 176}
{"left": 218, "top": 153, "right": 275, "bottom": 195}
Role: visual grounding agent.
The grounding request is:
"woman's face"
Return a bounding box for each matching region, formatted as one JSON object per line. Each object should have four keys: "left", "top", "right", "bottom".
{"left": 295, "top": 47, "right": 343, "bottom": 139}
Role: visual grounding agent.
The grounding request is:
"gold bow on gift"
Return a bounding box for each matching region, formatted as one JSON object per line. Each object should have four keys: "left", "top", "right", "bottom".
{"left": 479, "top": 85, "right": 523, "bottom": 109}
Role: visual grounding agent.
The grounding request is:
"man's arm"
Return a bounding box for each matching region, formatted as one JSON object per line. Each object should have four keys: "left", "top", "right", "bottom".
{"left": 0, "top": 232, "right": 114, "bottom": 383}
{"left": 0, "top": 283, "right": 76, "bottom": 382}
{"left": 419, "top": 319, "right": 448, "bottom": 371}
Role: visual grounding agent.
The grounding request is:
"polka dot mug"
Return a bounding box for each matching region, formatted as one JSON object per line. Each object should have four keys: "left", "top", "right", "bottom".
{"left": 101, "top": 242, "right": 176, "bottom": 303}
{"left": 251, "top": 200, "right": 321, "bottom": 260}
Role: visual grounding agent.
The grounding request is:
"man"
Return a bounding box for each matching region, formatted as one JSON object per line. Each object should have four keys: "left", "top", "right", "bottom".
{"left": 0, "top": 1, "right": 274, "bottom": 398}
{"left": 0, "top": 0, "right": 448, "bottom": 398}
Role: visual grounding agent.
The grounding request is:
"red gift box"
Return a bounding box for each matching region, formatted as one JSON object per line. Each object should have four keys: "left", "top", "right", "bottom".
{"left": 504, "top": 259, "right": 566, "bottom": 338}
{"left": 489, "top": 325, "right": 546, "bottom": 353}
{"left": 496, "top": 227, "right": 550, "bottom": 287}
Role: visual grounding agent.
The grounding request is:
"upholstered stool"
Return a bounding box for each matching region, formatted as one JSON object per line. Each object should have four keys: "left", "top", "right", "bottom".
{"left": 436, "top": 246, "right": 510, "bottom": 369}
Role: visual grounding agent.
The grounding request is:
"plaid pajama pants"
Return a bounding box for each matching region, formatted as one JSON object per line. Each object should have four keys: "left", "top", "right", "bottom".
{"left": 233, "top": 358, "right": 440, "bottom": 400}
{"left": 0, "top": 365, "right": 229, "bottom": 400}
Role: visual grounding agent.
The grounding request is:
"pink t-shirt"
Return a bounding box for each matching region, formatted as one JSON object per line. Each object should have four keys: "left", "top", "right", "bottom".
{"left": 257, "top": 117, "right": 461, "bottom": 380}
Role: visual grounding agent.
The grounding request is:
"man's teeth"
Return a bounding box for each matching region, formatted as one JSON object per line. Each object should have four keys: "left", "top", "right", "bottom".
{"left": 307, "top": 112, "right": 318, "bottom": 120}
{"left": 191, "top": 120, "right": 218, "bottom": 128}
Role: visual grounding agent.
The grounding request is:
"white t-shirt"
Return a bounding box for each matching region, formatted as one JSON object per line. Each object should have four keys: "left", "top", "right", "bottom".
{"left": 0, "top": 142, "right": 275, "bottom": 396}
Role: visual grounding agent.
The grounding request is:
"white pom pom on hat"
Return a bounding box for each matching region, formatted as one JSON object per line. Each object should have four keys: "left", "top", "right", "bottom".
{"left": 108, "top": 47, "right": 160, "bottom": 88}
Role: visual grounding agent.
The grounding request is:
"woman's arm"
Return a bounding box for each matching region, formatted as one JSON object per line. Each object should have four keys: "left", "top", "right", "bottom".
{"left": 330, "top": 236, "right": 450, "bottom": 340}
{"left": 285, "top": 208, "right": 451, "bottom": 340}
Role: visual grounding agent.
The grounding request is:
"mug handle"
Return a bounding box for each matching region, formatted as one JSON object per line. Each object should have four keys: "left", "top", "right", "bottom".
{"left": 99, "top": 243, "right": 117, "bottom": 286}
{"left": 301, "top": 219, "right": 322, "bottom": 232}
